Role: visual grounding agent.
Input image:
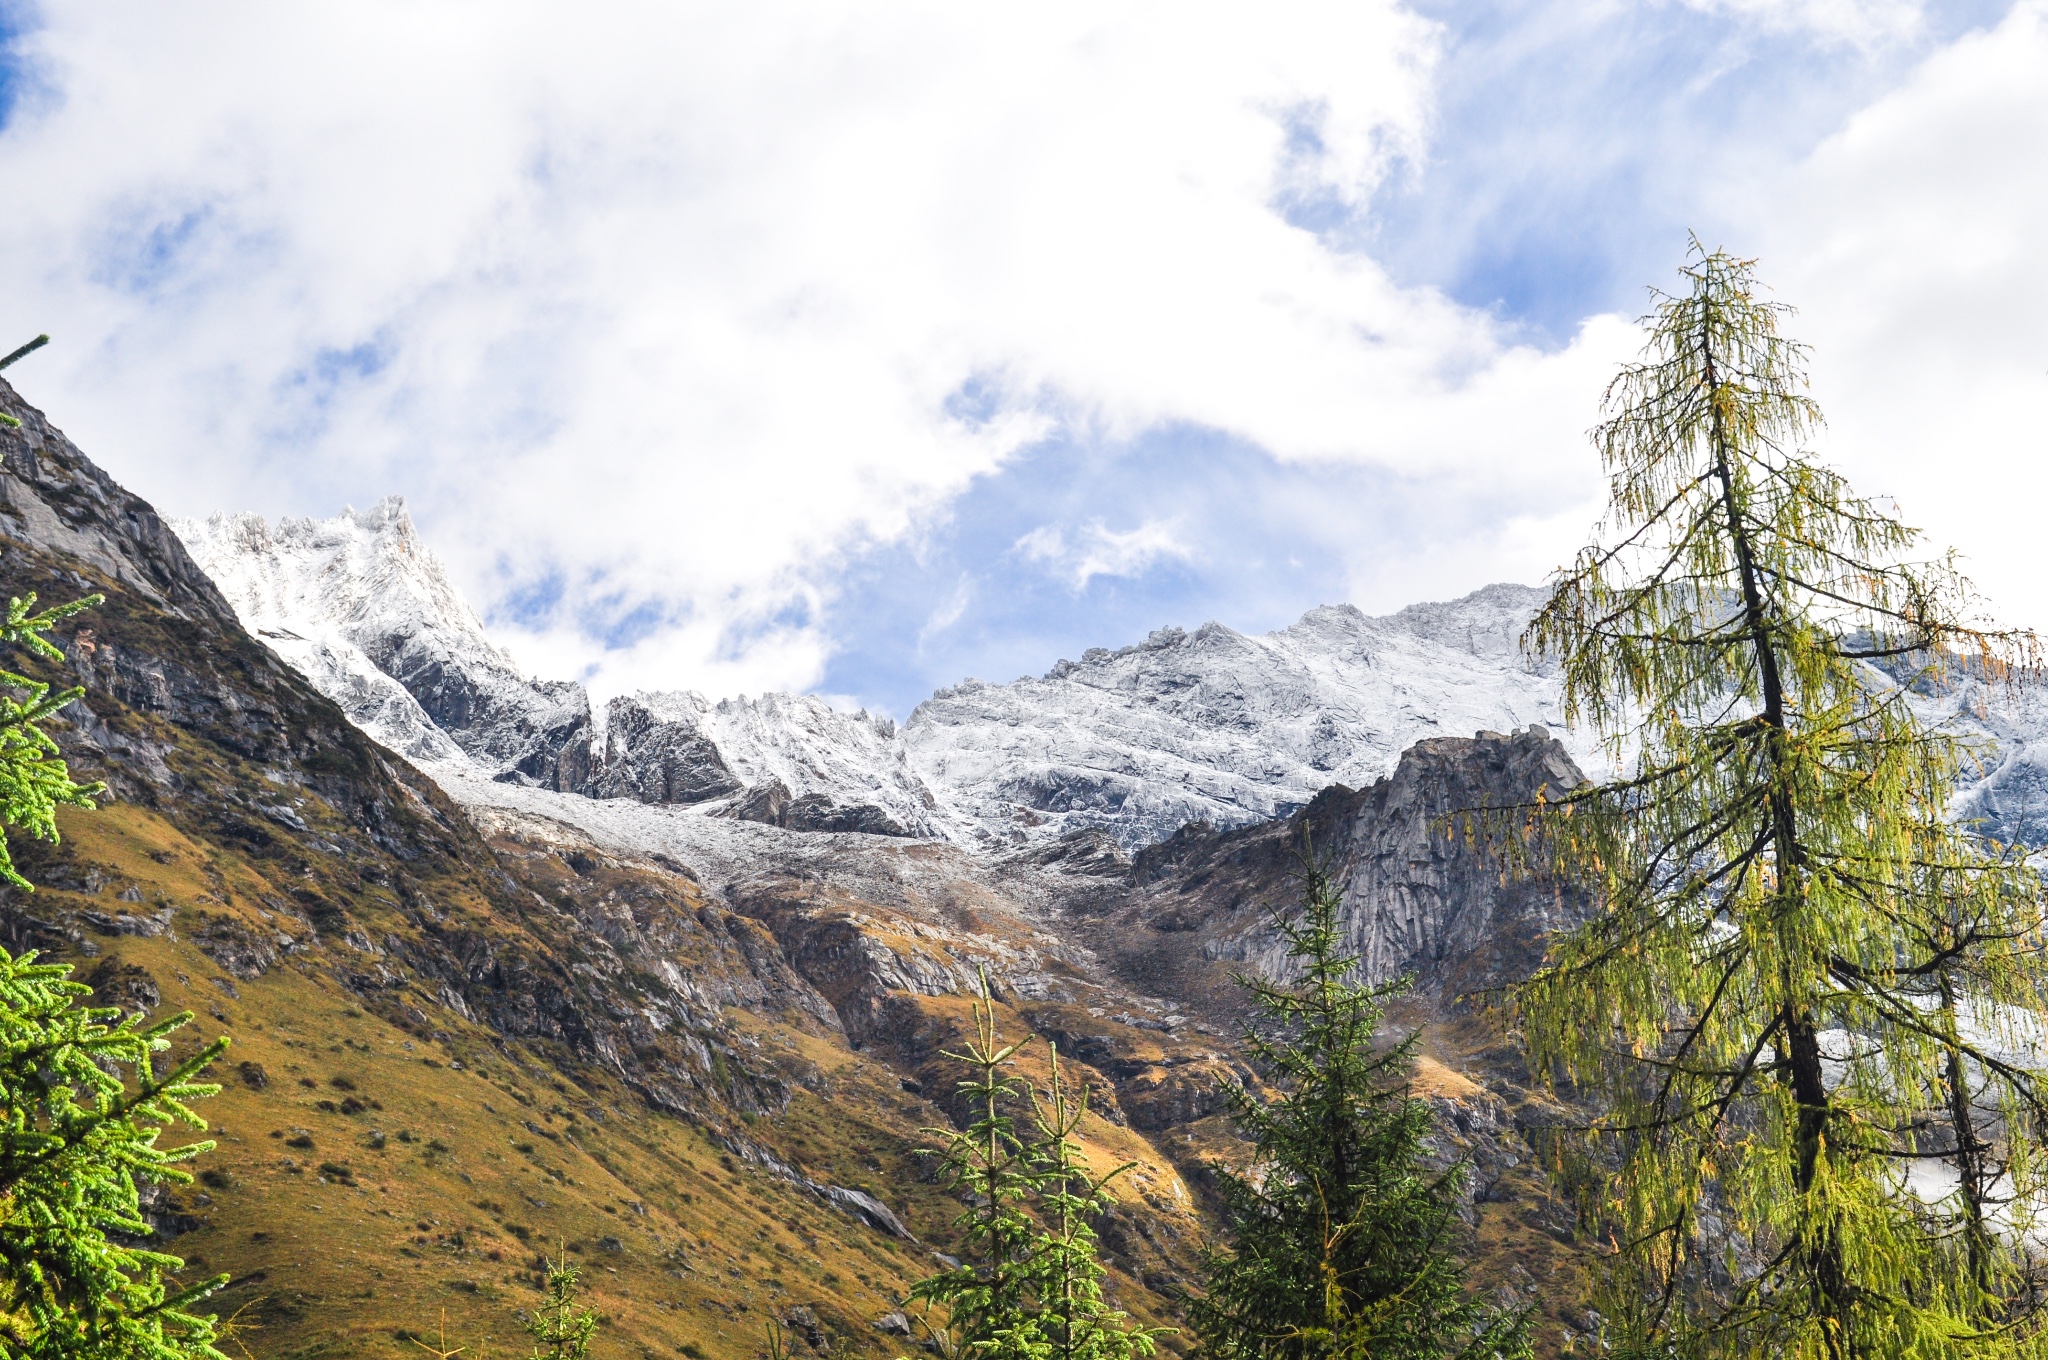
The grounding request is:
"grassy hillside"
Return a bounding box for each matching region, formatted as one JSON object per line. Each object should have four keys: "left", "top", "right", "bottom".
{"left": 34, "top": 804, "right": 1202, "bottom": 1360}
{"left": 0, "top": 374, "right": 1593, "bottom": 1357}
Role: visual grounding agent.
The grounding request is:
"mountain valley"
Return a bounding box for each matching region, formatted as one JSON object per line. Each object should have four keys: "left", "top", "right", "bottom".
{"left": 11, "top": 376, "right": 2048, "bottom": 1360}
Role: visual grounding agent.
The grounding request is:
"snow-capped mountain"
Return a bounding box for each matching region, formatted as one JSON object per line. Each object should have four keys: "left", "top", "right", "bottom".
{"left": 902, "top": 588, "right": 1580, "bottom": 847}
{"left": 173, "top": 499, "right": 2048, "bottom": 853}
{"left": 174, "top": 499, "right": 593, "bottom": 789}
{"left": 596, "top": 690, "right": 942, "bottom": 838}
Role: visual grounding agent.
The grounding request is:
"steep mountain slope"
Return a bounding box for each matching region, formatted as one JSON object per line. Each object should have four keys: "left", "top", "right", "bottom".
{"left": 0, "top": 381, "right": 1221, "bottom": 1360}
{"left": 428, "top": 723, "right": 1603, "bottom": 1348}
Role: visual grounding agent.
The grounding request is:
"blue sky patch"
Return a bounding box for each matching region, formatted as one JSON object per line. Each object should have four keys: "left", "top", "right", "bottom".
{"left": 1360, "top": 0, "right": 2018, "bottom": 342}
{"left": 812, "top": 419, "right": 1563, "bottom": 716}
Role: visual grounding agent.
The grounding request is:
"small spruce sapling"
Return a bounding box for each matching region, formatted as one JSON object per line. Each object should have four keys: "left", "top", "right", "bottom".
{"left": 904, "top": 973, "right": 1161, "bottom": 1360}
{"left": 525, "top": 1251, "right": 598, "bottom": 1360}
{"left": 1023, "top": 1046, "right": 1165, "bottom": 1360}
{"left": 0, "top": 948, "right": 230, "bottom": 1360}
{"left": 903, "top": 974, "right": 1044, "bottom": 1360}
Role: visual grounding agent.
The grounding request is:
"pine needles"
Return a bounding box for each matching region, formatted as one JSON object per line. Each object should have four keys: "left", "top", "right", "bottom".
{"left": 1190, "top": 844, "right": 1528, "bottom": 1360}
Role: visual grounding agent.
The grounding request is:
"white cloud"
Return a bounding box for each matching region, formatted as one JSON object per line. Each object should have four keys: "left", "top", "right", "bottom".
{"left": 0, "top": 1, "right": 1631, "bottom": 703}
{"left": 4, "top": 0, "right": 2036, "bottom": 711}
{"left": 1016, "top": 519, "right": 1194, "bottom": 591}
{"left": 1749, "top": 0, "right": 2048, "bottom": 628}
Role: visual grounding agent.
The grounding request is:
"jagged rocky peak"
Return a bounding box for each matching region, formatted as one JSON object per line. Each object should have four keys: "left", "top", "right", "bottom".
{"left": 901, "top": 583, "right": 1580, "bottom": 850}
{"left": 175, "top": 492, "right": 1601, "bottom": 849}
{"left": 598, "top": 689, "right": 940, "bottom": 837}
{"left": 185, "top": 495, "right": 2048, "bottom": 858}
{"left": 594, "top": 691, "right": 743, "bottom": 805}
{"left": 172, "top": 497, "right": 594, "bottom": 790}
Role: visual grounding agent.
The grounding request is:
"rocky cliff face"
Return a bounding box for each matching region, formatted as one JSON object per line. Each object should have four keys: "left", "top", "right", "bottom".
{"left": 596, "top": 690, "right": 940, "bottom": 837}
{"left": 1115, "top": 726, "right": 1591, "bottom": 997}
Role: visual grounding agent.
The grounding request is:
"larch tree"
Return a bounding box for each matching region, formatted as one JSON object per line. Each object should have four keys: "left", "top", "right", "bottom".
{"left": 1512, "top": 243, "right": 2048, "bottom": 1357}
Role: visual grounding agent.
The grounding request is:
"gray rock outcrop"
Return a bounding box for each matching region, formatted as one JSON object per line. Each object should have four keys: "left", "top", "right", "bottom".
{"left": 1122, "top": 726, "right": 1592, "bottom": 996}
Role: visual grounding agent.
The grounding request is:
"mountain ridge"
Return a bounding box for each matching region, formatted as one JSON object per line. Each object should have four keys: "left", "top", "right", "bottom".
{"left": 175, "top": 500, "right": 1605, "bottom": 851}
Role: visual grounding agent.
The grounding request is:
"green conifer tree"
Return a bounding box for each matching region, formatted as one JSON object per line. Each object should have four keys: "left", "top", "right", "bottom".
{"left": 1022, "top": 1046, "right": 1164, "bottom": 1360}
{"left": 1189, "top": 848, "right": 1529, "bottom": 1360}
{"left": 1511, "top": 242, "right": 2048, "bottom": 1357}
{"left": 906, "top": 976, "right": 1045, "bottom": 1360}
{"left": 0, "top": 949, "right": 230, "bottom": 1359}
{"left": 0, "top": 586, "right": 231, "bottom": 1358}
{"left": 905, "top": 974, "right": 1160, "bottom": 1360}
{"left": 524, "top": 1251, "right": 598, "bottom": 1360}
{"left": 1, "top": 591, "right": 105, "bottom": 890}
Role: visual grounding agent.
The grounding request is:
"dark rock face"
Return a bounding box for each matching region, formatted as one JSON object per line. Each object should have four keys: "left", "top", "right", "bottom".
{"left": 1123, "top": 727, "right": 1590, "bottom": 998}
{"left": 593, "top": 694, "right": 743, "bottom": 804}
{"left": 0, "top": 384, "right": 388, "bottom": 808}
{"left": 777, "top": 798, "right": 909, "bottom": 837}
{"left": 596, "top": 693, "right": 926, "bottom": 836}
{"left": 86, "top": 958, "right": 161, "bottom": 1015}
{"left": 728, "top": 778, "right": 793, "bottom": 823}
{"left": 1325, "top": 729, "right": 1590, "bottom": 993}
{"left": 724, "top": 780, "right": 912, "bottom": 837}
{"left": 362, "top": 634, "right": 595, "bottom": 795}
{"left": 726, "top": 878, "right": 976, "bottom": 1047}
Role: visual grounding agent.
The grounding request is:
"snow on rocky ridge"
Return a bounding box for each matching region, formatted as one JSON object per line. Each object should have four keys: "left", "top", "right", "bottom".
{"left": 172, "top": 499, "right": 2048, "bottom": 853}
{"left": 176, "top": 499, "right": 595, "bottom": 789}
{"left": 909, "top": 586, "right": 1581, "bottom": 847}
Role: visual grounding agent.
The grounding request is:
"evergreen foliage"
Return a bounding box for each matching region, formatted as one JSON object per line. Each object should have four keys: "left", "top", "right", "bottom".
{"left": 1511, "top": 242, "right": 2048, "bottom": 1356}
{"left": 904, "top": 974, "right": 1162, "bottom": 1360}
{"left": 0, "top": 948, "right": 229, "bottom": 1359}
{"left": 0, "top": 583, "right": 230, "bottom": 1358}
{"left": 524, "top": 1252, "right": 598, "bottom": 1360}
{"left": 1189, "top": 847, "right": 1529, "bottom": 1360}
{"left": 1023, "top": 1045, "right": 1160, "bottom": 1360}
{"left": 0, "top": 591, "right": 106, "bottom": 891}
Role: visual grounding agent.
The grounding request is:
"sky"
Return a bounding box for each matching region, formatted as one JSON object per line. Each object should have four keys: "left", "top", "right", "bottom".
{"left": 0, "top": 1, "right": 2043, "bottom": 716}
